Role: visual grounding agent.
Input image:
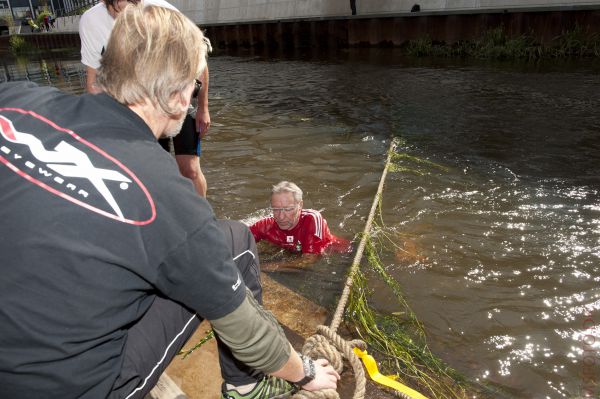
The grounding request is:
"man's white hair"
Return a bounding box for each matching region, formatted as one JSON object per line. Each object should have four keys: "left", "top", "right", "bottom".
{"left": 271, "top": 181, "right": 303, "bottom": 203}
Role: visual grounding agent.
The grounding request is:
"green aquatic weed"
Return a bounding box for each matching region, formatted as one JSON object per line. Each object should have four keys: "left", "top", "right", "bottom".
{"left": 178, "top": 329, "right": 215, "bottom": 360}
{"left": 347, "top": 230, "right": 466, "bottom": 399}
{"left": 344, "top": 147, "right": 499, "bottom": 398}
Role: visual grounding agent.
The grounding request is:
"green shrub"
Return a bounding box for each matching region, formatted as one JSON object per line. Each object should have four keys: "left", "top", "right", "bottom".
{"left": 403, "top": 25, "right": 600, "bottom": 59}
{"left": 1, "top": 14, "right": 16, "bottom": 28}
{"left": 9, "top": 35, "right": 28, "bottom": 55}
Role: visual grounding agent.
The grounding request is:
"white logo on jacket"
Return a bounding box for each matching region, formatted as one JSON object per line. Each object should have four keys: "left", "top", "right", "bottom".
{"left": 232, "top": 274, "right": 242, "bottom": 291}
{"left": 0, "top": 115, "right": 132, "bottom": 218}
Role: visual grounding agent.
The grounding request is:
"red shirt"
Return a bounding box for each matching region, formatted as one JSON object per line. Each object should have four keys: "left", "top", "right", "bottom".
{"left": 250, "top": 209, "right": 351, "bottom": 254}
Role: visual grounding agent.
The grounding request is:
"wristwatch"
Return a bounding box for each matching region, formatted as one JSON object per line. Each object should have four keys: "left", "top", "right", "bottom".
{"left": 293, "top": 354, "right": 316, "bottom": 387}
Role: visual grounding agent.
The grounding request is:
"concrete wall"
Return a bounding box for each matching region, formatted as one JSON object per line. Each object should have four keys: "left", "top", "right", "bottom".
{"left": 179, "top": 0, "right": 350, "bottom": 23}
{"left": 8, "top": 4, "right": 599, "bottom": 55}
{"left": 356, "top": 0, "right": 600, "bottom": 15}
{"left": 201, "top": 8, "right": 600, "bottom": 50}
{"left": 52, "top": 0, "right": 600, "bottom": 33}
{"left": 53, "top": 14, "right": 80, "bottom": 32}
{"left": 44, "top": 0, "right": 600, "bottom": 53}
{"left": 172, "top": 0, "right": 600, "bottom": 25}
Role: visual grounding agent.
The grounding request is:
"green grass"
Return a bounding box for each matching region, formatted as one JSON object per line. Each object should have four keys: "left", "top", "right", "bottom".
{"left": 404, "top": 25, "right": 600, "bottom": 59}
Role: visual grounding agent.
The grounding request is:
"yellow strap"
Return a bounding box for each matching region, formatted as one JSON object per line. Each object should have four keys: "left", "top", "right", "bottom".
{"left": 353, "top": 347, "right": 429, "bottom": 399}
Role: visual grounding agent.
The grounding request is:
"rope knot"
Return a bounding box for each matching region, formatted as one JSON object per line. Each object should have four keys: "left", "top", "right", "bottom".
{"left": 292, "top": 325, "right": 367, "bottom": 399}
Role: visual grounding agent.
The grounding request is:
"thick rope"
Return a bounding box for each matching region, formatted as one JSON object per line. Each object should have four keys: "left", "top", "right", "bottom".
{"left": 330, "top": 137, "right": 399, "bottom": 332}
{"left": 293, "top": 138, "right": 399, "bottom": 399}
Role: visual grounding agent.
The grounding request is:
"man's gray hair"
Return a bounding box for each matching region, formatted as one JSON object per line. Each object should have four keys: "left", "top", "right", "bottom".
{"left": 272, "top": 181, "right": 303, "bottom": 203}
{"left": 97, "top": 5, "right": 210, "bottom": 116}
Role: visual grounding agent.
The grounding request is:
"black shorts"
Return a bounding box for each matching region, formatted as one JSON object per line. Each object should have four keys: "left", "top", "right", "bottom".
{"left": 109, "top": 220, "right": 262, "bottom": 398}
{"left": 158, "top": 114, "right": 201, "bottom": 156}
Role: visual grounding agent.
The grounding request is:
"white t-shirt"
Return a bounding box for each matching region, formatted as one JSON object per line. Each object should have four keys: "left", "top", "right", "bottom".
{"left": 79, "top": 0, "right": 178, "bottom": 69}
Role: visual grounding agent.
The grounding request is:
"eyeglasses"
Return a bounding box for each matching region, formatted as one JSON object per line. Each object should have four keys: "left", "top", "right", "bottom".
{"left": 270, "top": 205, "right": 298, "bottom": 214}
{"left": 192, "top": 79, "right": 202, "bottom": 98}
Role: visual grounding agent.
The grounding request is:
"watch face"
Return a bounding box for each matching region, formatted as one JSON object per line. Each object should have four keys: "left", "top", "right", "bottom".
{"left": 303, "top": 355, "right": 316, "bottom": 379}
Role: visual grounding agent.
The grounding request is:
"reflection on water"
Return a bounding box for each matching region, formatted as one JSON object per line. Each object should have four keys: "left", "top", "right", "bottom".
{"left": 1, "top": 55, "right": 86, "bottom": 94}
{"left": 5, "top": 50, "right": 600, "bottom": 398}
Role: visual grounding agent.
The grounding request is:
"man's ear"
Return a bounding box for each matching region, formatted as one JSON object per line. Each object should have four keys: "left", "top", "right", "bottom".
{"left": 168, "top": 91, "right": 189, "bottom": 115}
{"left": 169, "top": 82, "right": 195, "bottom": 115}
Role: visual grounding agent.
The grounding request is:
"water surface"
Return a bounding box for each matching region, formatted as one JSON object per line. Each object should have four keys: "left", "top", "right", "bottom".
{"left": 6, "top": 49, "right": 600, "bottom": 398}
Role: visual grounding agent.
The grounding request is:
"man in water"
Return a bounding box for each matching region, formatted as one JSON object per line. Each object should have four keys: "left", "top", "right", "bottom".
{"left": 0, "top": 6, "right": 339, "bottom": 399}
{"left": 250, "top": 181, "right": 352, "bottom": 263}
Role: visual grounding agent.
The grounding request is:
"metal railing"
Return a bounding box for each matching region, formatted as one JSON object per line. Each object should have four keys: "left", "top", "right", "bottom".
{"left": 55, "top": 0, "right": 99, "bottom": 18}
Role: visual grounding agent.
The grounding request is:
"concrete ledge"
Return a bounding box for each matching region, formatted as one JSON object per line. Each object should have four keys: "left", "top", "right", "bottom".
{"left": 202, "top": 8, "right": 600, "bottom": 50}
{"left": 51, "top": 2, "right": 600, "bottom": 31}
{"left": 4, "top": 5, "right": 600, "bottom": 53}
{"left": 198, "top": 3, "right": 600, "bottom": 27}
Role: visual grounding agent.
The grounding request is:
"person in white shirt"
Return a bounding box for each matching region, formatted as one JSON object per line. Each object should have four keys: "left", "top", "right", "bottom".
{"left": 79, "top": 0, "right": 211, "bottom": 197}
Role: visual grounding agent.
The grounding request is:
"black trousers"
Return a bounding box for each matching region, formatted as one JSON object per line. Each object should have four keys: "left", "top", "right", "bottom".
{"left": 109, "top": 220, "right": 264, "bottom": 399}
